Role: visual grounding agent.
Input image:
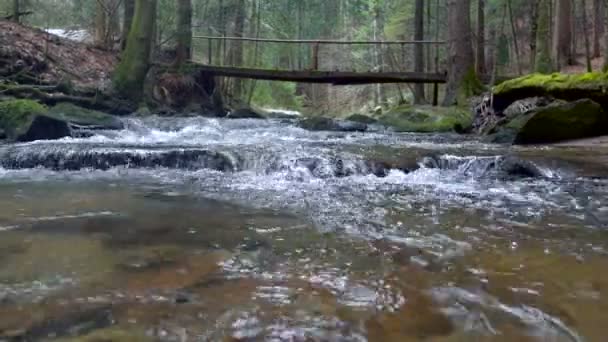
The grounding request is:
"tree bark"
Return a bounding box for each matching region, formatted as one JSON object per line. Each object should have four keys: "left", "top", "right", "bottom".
{"left": 506, "top": 0, "right": 522, "bottom": 74}
{"left": 174, "top": 0, "right": 193, "bottom": 67}
{"left": 604, "top": 0, "right": 608, "bottom": 70}
{"left": 122, "top": 0, "right": 135, "bottom": 50}
{"left": 113, "top": 0, "right": 158, "bottom": 101}
{"left": 413, "top": 0, "right": 426, "bottom": 104}
{"left": 554, "top": 0, "right": 574, "bottom": 69}
{"left": 593, "top": 0, "right": 604, "bottom": 57}
{"left": 529, "top": 0, "right": 539, "bottom": 70}
{"left": 476, "top": 0, "right": 486, "bottom": 76}
{"left": 535, "top": 0, "right": 553, "bottom": 73}
{"left": 12, "top": 0, "right": 19, "bottom": 23}
{"left": 583, "top": 0, "right": 593, "bottom": 71}
{"left": 94, "top": 0, "right": 107, "bottom": 47}
{"left": 231, "top": 0, "right": 246, "bottom": 100}
{"left": 443, "top": 0, "right": 480, "bottom": 106}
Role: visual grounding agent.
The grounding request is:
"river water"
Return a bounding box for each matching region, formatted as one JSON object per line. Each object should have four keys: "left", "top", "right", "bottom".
{"left": 0, "top": 117, "right": 607, "bottom": 341}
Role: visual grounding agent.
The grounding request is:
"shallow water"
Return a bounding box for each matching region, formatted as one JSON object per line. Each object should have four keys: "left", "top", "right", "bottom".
{"left": 0, "top": 117, "right": 607, "bottom": 341}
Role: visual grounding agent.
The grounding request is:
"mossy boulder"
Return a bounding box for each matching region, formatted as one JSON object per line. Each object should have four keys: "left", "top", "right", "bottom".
{"left": 485, "top": 99, "right": 608, "bottom": 144}
{"left": 514, "top": 99, "right": 608, "bottom": 144}
{"left": 492, "top": 72, "right": 608, "bottom": 113}
{"left": 299, "top": 117, "right": 368, "bottom": 132}
{"left": 378, "top": 105, "right": 473, "bottom": 133}
{"left": 345, "top": 113, "right": 378, "bottom": 124}
{"left": 0, "top": 100, "right": 123, "bottom": 142}
{"left": 47, "top": 103, "right": 124, "bottom": 130}
{"left": 0, "top": 99, "right": 71, "bottom": 142}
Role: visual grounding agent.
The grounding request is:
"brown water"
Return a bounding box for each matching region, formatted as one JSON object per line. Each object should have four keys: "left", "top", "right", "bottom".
{"left": 0, "top": 118, "right": 607, "bottom": 341}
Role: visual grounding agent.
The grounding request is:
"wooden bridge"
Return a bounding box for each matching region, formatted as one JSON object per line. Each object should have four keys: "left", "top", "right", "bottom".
{"left": 190, "top": 36, "right": 447, "bottom": 85}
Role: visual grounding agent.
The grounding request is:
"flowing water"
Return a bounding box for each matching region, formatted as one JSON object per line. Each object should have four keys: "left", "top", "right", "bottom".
{"left": 0, "top": 117, "right": 607, "bottom": 341}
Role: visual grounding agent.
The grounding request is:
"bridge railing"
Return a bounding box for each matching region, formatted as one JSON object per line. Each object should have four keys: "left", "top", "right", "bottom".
{"left": 191, "top": 35, "right": 447, "bottom": 75}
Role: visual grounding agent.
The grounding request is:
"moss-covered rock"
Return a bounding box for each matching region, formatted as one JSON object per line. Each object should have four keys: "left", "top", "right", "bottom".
{"left": 48, "top": 103, "right": 124, "bottom": 129}
{"left": 0, "top": 100, "right": 124, "bottom": 142}
{"left": 514, "top": 99, "right": 608, "bottom": 144}
{"left": 378, "top": 105, "right": 473, "bottom": 133}
{"left": 492, "top": 72, "right": 608, "bottom": 113}
{"left": 0, "top": 99, "right": 70, "bottom": 142}
{"left": 345, "top": 113, "right": 378, "bottom": 124}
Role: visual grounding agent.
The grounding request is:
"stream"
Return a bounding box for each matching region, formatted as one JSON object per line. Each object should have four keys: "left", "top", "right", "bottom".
{"left": 0, "top": 117, "right": 607, "bottom": 341}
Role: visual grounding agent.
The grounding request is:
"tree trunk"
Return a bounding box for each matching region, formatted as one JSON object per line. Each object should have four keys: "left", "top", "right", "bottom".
{"left": 413, "top": 0, "right": 426, "bottom": 104}
{"left": 113, "top": 0, "right": 158, "bottom": 101}
{"left": 231, "top": 0, "right": 246, "bottom": 100}
{"left": 95, "top": 0, "right": 107, "bottom": 47}
{"left": 507, "top": 0, "right": 522, "bottom": 74}
{"left": 122, "top": 0, "right": 135, "bottom": 50}
{"left": 12, "top": 0, "right": 19, "bottom": 23}
{"left": 604, "top": 0, "right": 608, "bottom": 70}
{"left": 476, "top": 0, "right": 486, "bottom": 76}
{"left": 535, "top": 0, "right": 553, "bottom": 73}
{"left": 593, "top": 0, "right": 604, "bottom": 58}
{"left": 174, "top": 0, "right": 193, "bottom": 67}
{"left": 583, "top": 0, "right": 593, "bottom": 71}
{"left": 554, "top": 0, "right": 574, "bottom": 69}
{"left": 443, "top": 0, "right": 480, "bottom": 106}
{"left": 530, "top": 0, "right": 539, "bottom": 70}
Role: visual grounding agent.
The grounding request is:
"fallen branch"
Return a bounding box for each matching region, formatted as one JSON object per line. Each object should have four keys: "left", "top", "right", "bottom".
{"left": 3, "top": 11, "right": 33, "bottom": 20}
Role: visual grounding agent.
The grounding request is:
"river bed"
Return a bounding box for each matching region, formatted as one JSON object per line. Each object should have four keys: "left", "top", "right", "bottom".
{"left": 0, "top": 117, "right": 607, "bottom": 341}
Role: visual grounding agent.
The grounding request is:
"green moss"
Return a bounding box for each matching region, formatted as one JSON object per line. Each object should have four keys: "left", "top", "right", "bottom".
{"left": 0, "top": 99, "right": 48, "bottom": 138}
{"left": 378, "top": 105, "right": 473, "bottom": 133}
{"left": 493, "top": 72, "right": 608, "bottom": 110}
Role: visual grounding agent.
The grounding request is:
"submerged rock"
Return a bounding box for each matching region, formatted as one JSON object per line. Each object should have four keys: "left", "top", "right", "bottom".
{"left": 420, "top": 155, "right": 547, "bottom": 180}
{"left": 378, "top": 105, "right": 473, "bottom": 133}
{"left": 227, "top": 107, "right": 265, "bottom": 119}
{"left": 299, "top": 117, "right": 368, "bottom": 132}
{"left": 0, "top": 149, "right": 238, "bottom": 172}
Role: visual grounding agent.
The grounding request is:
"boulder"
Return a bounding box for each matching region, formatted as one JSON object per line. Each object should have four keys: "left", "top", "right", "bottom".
{"left": 227, "top": 107, "right": 265, "bottom": 119}
{"left": 299, "top": 117, "right": 368, "bottom": 132}
{"left": 513, "top": 99, "right": 608, "bottom": 145}
{"left": 378, "top": 105, "right": 473, "bottom": 133}
{"left": 47, "top": 102, "right": 124, "bottom": 130}
{"left": 0, "top": 100, "right": 124, "bottom": 142}
{"left": 0, "top": 99, "right": 70, "bottom": 142}
{"left": 492, "top": 72, "right": 608, "bottom": 114}
{"left": 345, "top": 113, "right": 378, "bottom": 124}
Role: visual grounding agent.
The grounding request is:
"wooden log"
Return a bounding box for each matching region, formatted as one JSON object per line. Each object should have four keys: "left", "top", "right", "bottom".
{"left": 186, "top": 64, "right": 447, "bottom": 85}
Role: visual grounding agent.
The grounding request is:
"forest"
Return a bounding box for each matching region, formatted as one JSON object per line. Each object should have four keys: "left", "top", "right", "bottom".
{"left": 2, "top": 1, "right": 608, "bottom": 341}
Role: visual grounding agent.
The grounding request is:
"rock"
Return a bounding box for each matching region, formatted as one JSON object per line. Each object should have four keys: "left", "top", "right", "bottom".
{"left": 513, "top": 99, "right": 608, "bottom": 145}
{"left": 0, "top": 128, "right": 6, "bottom": 140}
{"left": 378, "top": 105, "right": 473, "bottom": 133}
{"left": 0, "top": 99, "right": 71, "bottom": 142}
{"left": 0, "top": 100, "right": 124, "bottom": 142}
{"left": 47, "top": 102, "right": 124, "bottom": 130}
{"left": 492, "top": 72, "right": 608, "bottom": 114}
{"left": 227, "top": 107, "right": 265, "bottom": 119}
{"left": 420, "top": 155, "right": 546, "bottom": 180}
{"left": 345, "top": 113, "right": 378, "bottom": 124}
{"left": 0, "top": 149, "right": 238, "bottom": 172}
{"left": 299, "top": 117, "right": 368, "bottom": 132}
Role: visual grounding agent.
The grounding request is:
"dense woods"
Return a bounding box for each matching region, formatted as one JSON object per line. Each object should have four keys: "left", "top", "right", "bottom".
{"left": 1, "top": 0, "right": 608, "bottom": 113}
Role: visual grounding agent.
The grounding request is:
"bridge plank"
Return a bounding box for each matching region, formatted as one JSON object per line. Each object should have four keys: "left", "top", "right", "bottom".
{"left": 190, "top": 64, "right": 447, "bottom": 85}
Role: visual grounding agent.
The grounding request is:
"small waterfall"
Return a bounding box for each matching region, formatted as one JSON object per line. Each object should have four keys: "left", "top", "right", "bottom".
{"left": 419, "top": 155, "right": 552, "bottom": 179}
